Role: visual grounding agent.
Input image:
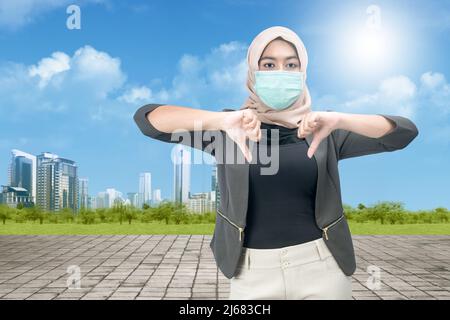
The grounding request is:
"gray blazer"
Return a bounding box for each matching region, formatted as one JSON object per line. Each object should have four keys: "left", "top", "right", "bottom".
{"left": 134, "top": 104, "right": 419, "bottom": 279}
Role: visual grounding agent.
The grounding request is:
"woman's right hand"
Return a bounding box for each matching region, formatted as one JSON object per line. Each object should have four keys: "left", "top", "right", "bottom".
{"left": 220, "top": 108, "right": 262, "bottom": 162}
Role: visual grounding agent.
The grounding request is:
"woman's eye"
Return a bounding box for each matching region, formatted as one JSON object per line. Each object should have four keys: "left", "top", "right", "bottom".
{"left": 262, "top": 63, "right": 298, "bottom": 69}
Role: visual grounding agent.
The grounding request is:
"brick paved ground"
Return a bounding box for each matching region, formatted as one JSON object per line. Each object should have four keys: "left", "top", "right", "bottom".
{"left": 0, "top": 235, "right": 448, "bottom": 300}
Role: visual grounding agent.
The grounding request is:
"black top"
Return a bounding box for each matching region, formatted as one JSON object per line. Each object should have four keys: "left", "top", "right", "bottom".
{"left": 243, "top": 122, "right": 323, "bottom": 249}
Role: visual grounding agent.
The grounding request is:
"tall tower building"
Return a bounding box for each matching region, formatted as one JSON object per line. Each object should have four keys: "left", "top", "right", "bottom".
{"left": 173, "top": 145, "right": 190, "bottom": 204}
{"left": 105, "top": 188, "right": 123, "bottom": 207}
{"left": 138, "top": 172, "right": 152, "bottom": 208}
{"left": 211, "top": 165, "right": 220, "bottom": 210}
{"left": 9, "top": 149, "right": 37, "bottom": 202}
{"left": 152, "top": 189, "right": 162, "bottom": 206}
{"left": 78, "top": 178, "right": 89, "bottom": 209}
{"left": 36, "top": 152, "right": 78, "bottom": 212}
{"left": 127, "top": 192, "right": 138, "bottom": 208}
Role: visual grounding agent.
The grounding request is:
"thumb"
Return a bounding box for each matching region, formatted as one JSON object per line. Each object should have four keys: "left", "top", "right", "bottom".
{"left": 236, "top": 138, "right": 252, "bottom": 163}
{"left": 307, "top": 133, "right": 323, "bottom": 159}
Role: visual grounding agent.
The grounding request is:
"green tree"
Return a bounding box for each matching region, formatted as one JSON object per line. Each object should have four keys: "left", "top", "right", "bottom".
{"left": 60, "top": 208, "right": 75, "bottom": 223}
{"left": 172, "top": 204, "right": 189, "bottom": 225}
{"left": 153, "top": 202, "right": 174, "bottom": 225}
{"left": 357, "top": 203, "right": 366, "bottom": 210}
{"left": 124, "top": 207, "right": 138, "bottom": 225}
{"left": 25, "top": 206, "right": 45, "bottom": 224}
{"left": 96, "top": 208, "right": 108, "bottom": 223}
{"left": 433, "top": 207, "right": 449, "bottom": 223}
{"left": 112, "top": 202, "right": 128, "bottom": 225}
{"left": 79, "top": 208, "right": 96, "bottom": 224}
{"left": 0, "top": 205, "right": 12, "bottom": 224}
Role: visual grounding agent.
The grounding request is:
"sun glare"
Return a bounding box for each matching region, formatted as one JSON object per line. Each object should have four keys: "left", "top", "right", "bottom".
{"left": 337, "top": 4, "right": 398, "bottom": 74}
{"left": 352, "top": 27, "right": 391, "bottom": 67}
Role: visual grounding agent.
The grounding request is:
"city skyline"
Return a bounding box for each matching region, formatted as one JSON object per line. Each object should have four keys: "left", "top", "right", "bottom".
{"left": 1, "top": 147, "right": 219, "bottom": 212}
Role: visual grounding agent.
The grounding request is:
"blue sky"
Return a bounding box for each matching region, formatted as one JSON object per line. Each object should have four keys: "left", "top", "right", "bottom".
{"left": 0, "top": 0, "right": 449, "bottom": 210}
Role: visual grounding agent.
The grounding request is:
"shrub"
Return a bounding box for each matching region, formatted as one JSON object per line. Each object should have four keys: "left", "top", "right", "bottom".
{"left": 78, "top": 209, "right": 96, "bottom": 224}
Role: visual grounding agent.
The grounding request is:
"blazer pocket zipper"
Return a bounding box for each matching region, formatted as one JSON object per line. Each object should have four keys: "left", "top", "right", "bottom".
{"left": 322, "top": 213, "right": 345, "bottom": 241}
{"left": 216, "top": 209, "right": 245, "bottom": 241}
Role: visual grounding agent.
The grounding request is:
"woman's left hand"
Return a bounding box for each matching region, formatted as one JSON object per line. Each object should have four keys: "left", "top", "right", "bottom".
{"left": 297, "top": 111, "right": 340, "bottom": 159}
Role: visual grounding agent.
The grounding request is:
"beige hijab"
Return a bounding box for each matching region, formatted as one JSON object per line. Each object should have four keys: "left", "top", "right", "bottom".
{"left": 240, "top": 26, "right": 312, "bottom": 129}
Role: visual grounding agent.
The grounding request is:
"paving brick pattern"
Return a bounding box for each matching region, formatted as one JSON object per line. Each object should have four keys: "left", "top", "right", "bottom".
{"left": 0, "top": 235, "right": 448, "bottom": 300}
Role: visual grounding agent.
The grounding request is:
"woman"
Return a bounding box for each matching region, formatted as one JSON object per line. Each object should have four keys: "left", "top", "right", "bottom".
{"left": 133, "top": 26, "right": 419, "bottom": 300}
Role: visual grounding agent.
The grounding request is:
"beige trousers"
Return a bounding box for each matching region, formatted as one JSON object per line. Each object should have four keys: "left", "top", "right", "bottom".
{"left": 229, "top": 238, "right": 353, "bottom": 300}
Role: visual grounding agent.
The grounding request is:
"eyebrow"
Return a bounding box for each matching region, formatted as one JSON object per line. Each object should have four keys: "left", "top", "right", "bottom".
{"left": 259, "top": 55, "right": 299, "bottom": 61}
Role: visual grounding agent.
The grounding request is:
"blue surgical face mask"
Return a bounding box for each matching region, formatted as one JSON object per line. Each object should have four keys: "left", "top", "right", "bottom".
{"left": 254, "top": 70, "right": 305, "bottom": 110}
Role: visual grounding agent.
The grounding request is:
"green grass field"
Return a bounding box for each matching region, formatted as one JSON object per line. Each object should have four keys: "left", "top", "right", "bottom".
{"left": 0, "top": 221, "right": 448, "bottom": 235}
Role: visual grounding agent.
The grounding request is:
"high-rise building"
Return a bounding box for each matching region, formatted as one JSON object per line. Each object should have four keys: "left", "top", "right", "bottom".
{"left": 9, "top": 149, "right": 36, "bottom": 202}
{"left": 211, "top": 166, "right": 217, "bottom": 192}
{"left": 152, "top": 189, "right": 162, "bottom": 206}
{"left": 138, "top": 172, "right": 152, "bottom": 208}
{"left": 187, "top": 192, "right": 215, "bottom": 214}
{"left": 87, "top": 195, "right": 95, "bottom": 209}
{"left": 93, "top": 192, "right": 106, "bottom": 209}
{"left": 105, "top": 188, "right": 123, "bottom": 208}
{"left": 90, "top": 188, "right": 123, "bottom": 209}
{"left": 173, "top": 145, "right": 190, "bottom": 204}
{"left": 36, "top": 152, "right": 78, "bottom": 212}
{"left": 78, "top": 178, "right": 89, "bottom": 209}
{"left": 212, "top": 165, "right": 220, "bottom": 211}
{"left": 127, "top": 192, "right": 138, "bottom": 208}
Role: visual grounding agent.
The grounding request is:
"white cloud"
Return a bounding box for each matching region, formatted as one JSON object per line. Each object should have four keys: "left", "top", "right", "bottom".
{"left": 419, "top": 71, "right": 450, "bottom": 115}
{"left": 420, "top": 71, "right": 446, "bottom": 89}
{"left": 337, "top": 75, "right": 417, "bottom": 118}
{"left": 119, "top": 86, "right": 152, "bottom": 104}
{"left": 71, "top": 45, "right": 126, "bottom": 99}
{"left": 28, "top": 51, "right": 70, "bottom": 88}
{"left": 316, "top": 71, "right": 450, "bottom": 145}
{"left": 322, "top": 72, "right": 448, "bottom": 119}
{"left": 0, "top": 39, "right": 251, "bottom": 126}
{"left": 379, "top": 76, "right": 417, "bottom": 102}
{"left": 151, "top": 40, "right": 248, "bottom": 109}
{"left": 0, "top": 45, "right": 126, "bottom": 119}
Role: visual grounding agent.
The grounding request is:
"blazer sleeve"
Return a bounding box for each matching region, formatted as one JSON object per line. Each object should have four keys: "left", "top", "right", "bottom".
{"left": 133, "top": 103, "right": 223, "bottom": 156}
{"left": 329, "top": 113, "right": 419, "bottom": 161}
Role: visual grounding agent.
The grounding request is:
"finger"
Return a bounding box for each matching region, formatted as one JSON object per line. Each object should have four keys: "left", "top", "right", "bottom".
{"left": 243, "top": 115, "right": 257, "bottom": 129}
{"left": 252, "top": 121, "right": 262, "bottom": 141}
{"left": 297, "top": 126, "right": 304, "bottom": 139}
{"left": 298, "top": 121, "right": 311, "bottom": 138}
{"left": 307, "top": 119, "right": 318, "bottom": 129}
{"left": 248, "top": 124, "right": 260, "bottom": 141}
{"left": 243, "top": 109, "right": 256, "bottom": 122}
{"left": 298, "top": 122, "right": 304, "bottom": 138}
{"left": 312, "top": 113, "right": 321, "bottom": 124}
{"left": 304, "top": 113, "right": 320, "bottom": 136}
{"left": 242, "top": 109, "right": 252, "bottom": 124}
{"left": 243, "top": 113, "right": 252, "bottom": 124}
{"left": 302, "top": 123, "right": 314, "bottom": 136}
{"left": 301, "top": 113, "right": 310, "bottom": 135}
{"left": 236, "top": 136, "right": 252, "bottom": 162}
{"left": 303, "top": 120, "right": 319, "bottom": 136}
{"left": 307, "top": 133, "right": 323, "bottom": 158}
